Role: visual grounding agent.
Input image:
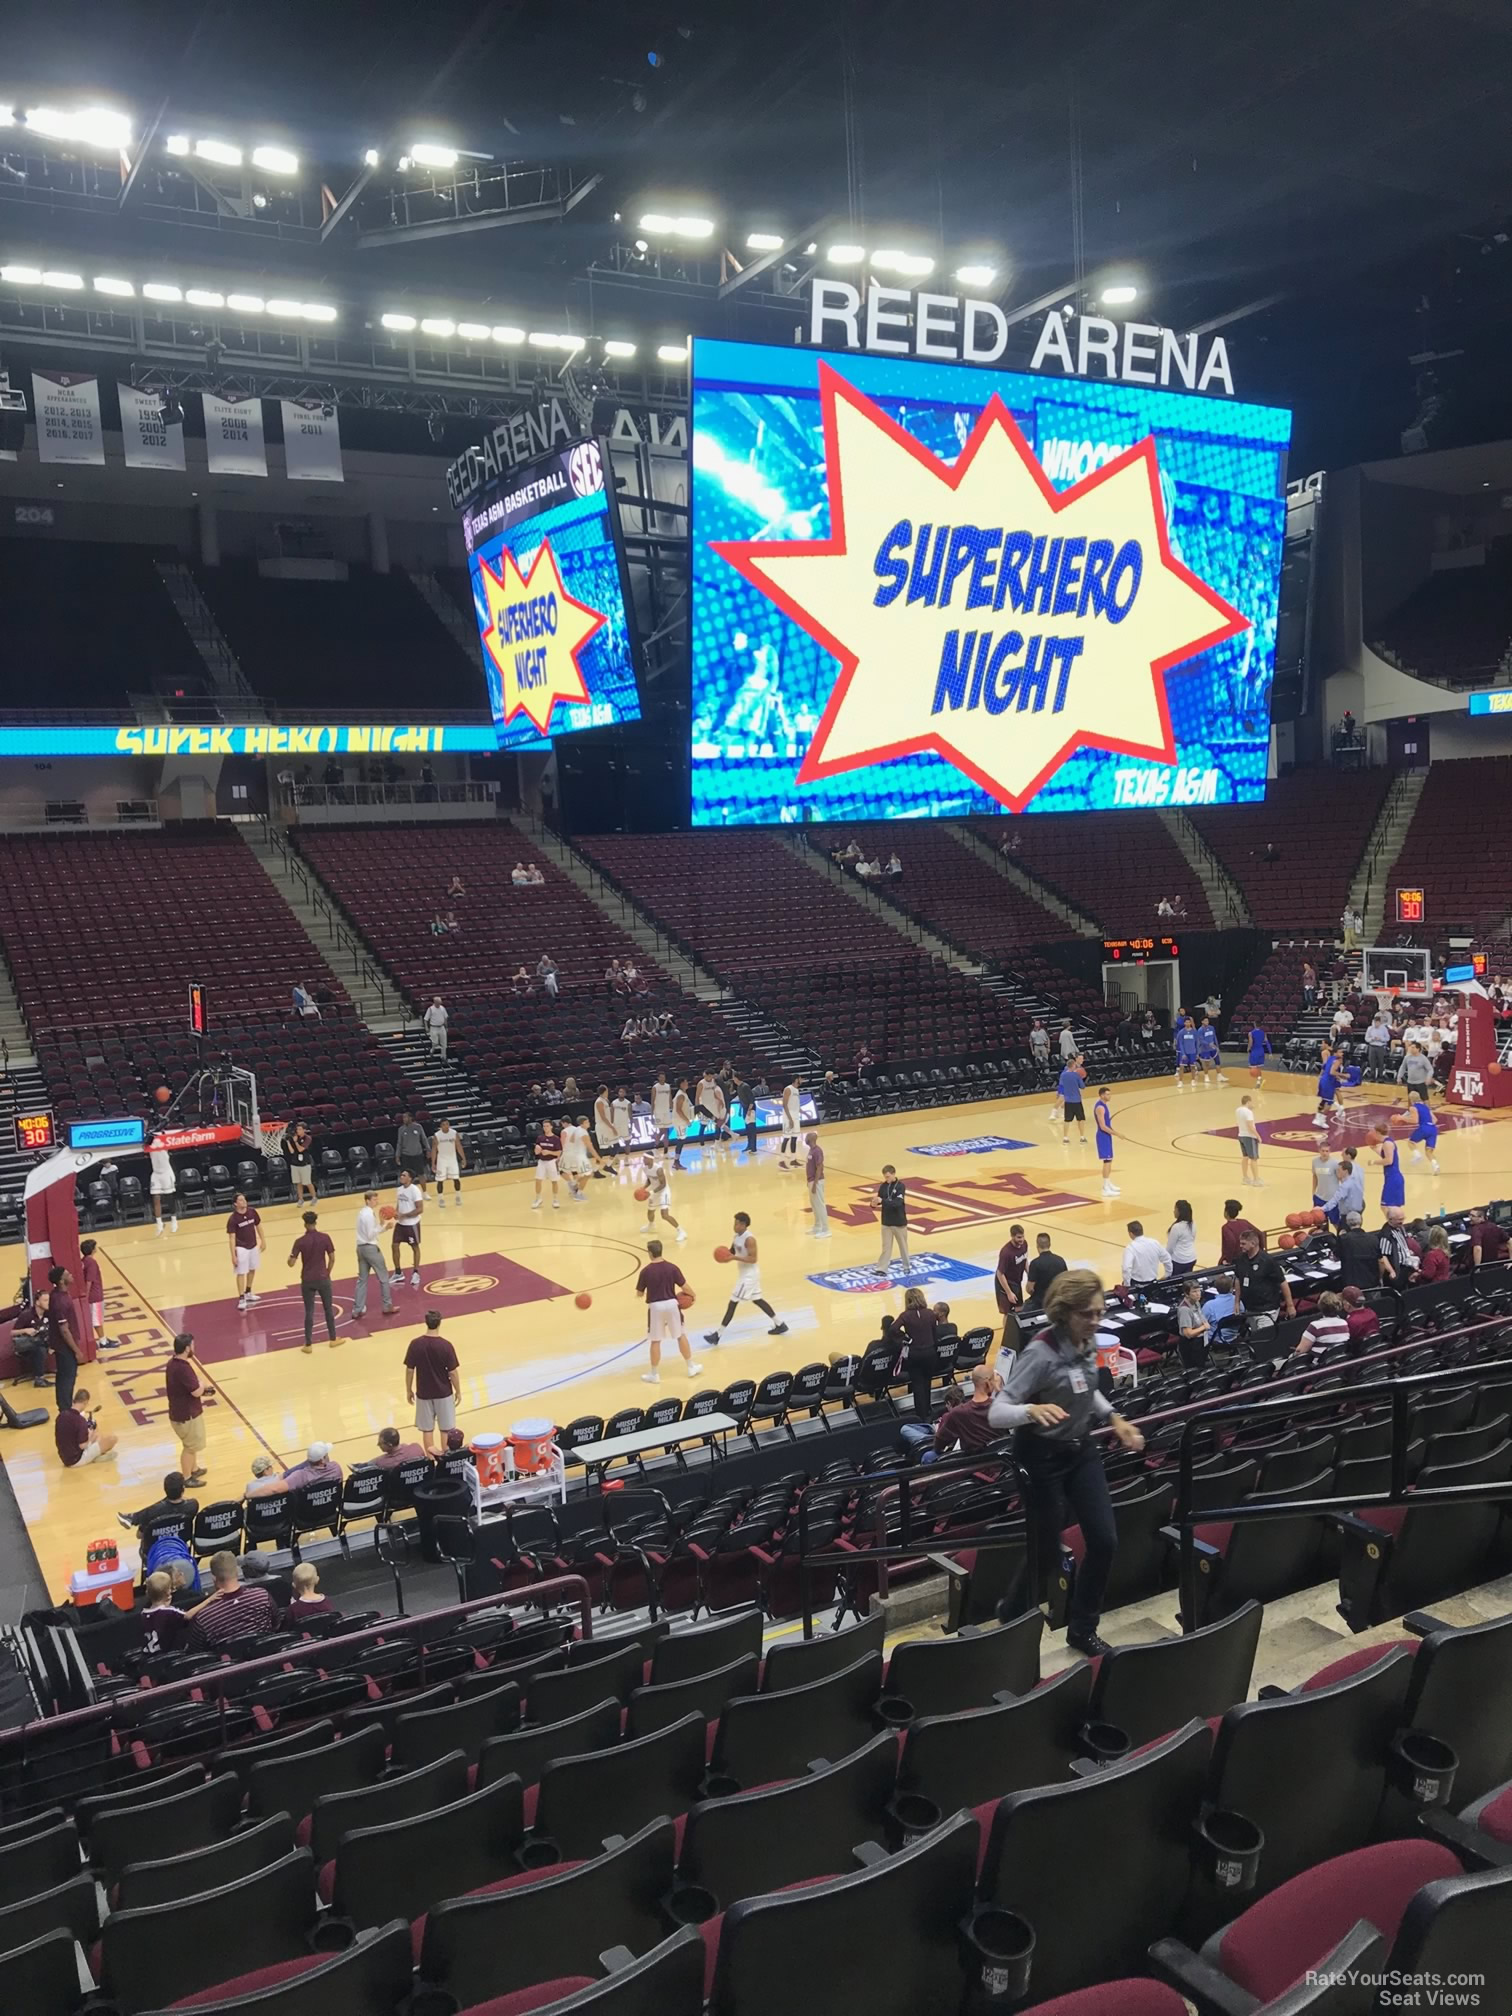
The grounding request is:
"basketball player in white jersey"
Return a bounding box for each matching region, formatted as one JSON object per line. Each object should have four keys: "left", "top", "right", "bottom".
{"left": 611, "top": 1085, "right": 632, "bottom": 1149}
{"left": 651, "top": 1071, "right": 673, "bottom": 1142}
{"left": 559, "top": 1115, "right": 596, "bottom": 1199}
{"left": 430, "top": 1117, "right": 466, "bottom": 1207}
{"left": 695, "top": 1069, "right": 726, "bottom": 1145}
{"left": 642, "top": 1147, "right": 686, "bottom": 1242}
{"left": 392, "top": 1169, "right": 424, "bottom": 1286}
{"left": 593, "top": 1084, "right": 618, "bottom": 1166}
{"left": 148, "top": 1131, "right": 178, "bottom": 1235}
{"left": 704, "top": 1211, "right": 787, "bottom": 1345}
{"left": 777, "top": 1078, "right": 803, "bottom": 1166}
{"left": 671, "top": 1078, "right": 695, "bottom": 1167}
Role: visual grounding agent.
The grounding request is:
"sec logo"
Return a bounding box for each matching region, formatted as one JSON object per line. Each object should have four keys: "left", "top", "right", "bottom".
{"left": 568, "top": 440, "right": 603, "bottom": 498}
{"left": 428, "top": 1272, "right": 499, "bottom": 1297}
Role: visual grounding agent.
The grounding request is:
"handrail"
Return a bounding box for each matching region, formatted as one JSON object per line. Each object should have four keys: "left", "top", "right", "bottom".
{"left": 1, "top": 1574, "right": 593, "bottom": 1751}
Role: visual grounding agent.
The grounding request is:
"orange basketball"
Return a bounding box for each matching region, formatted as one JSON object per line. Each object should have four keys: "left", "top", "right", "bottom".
{"left": 1365, "top": 1129, "right": 1383, "bottom": 1146}
{"left": 634, "top": 1185, "right": 650, "bottom": 1201}
{"left": 1309, "top": 1208, "right": 1327, "bottom": 1227}
{"left": 675, "top": 1287, "right": 696, "bottom": 1311}
{"left": 1389, "top": 1110, "right": 1413, "bottom": 1132}
{"left": 1285, "top": 1212, "right": 1304, "bottom": 1230}
{"left": 574, "top": 1291, "right": 592, "bottom": 1310}
{"left": 1278, "top": 1232, "right": 1295, "bottom": 1249}
{"left": 1493, "top": 1063, "right": 1504, "bottom": 1077}
{"left": 713, "top": 1244, "right": 733, "bottom": 1263}
{"left": 379, "top": 1204, "right": 396, "bottom": 1223}
{"left": 154, "top": 1085, "right": 172, "bottom": 1105}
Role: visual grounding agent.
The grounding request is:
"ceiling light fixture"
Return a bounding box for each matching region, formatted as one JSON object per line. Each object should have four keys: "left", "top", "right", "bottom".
{"left": 0, "top": 264, "right": 43, "bottom": 285}
{"left": 164, "top": 134, "right": 190, "bottom": 156}
{"left": 745, "top": 231, "right": 784, "bottom": 251}
{"left": 381, "top": 311, "right": 417, "bottom": 332}
{"left": 185, "top": 288, "right": 225, "bottom": 308}
{"left": 195, "top": 138, "right": 243, "bottom": 167}
{"left": 24, "top": 105, "right": 131, "bottom": 150}
{"left": 226, "top": 293, "right": 264, "bottom": 313}
{"left": 142, "top": 282, "right": 182, "bottom": 302}
{"left": 954, "top": 264, "right": 998, "bottom": 288}
{"left": 456, "top": 321, "right": 490, "bottom": 341}
{"left": 41, "top": 269, "right": 83, "bottom": 289}
{"left": 657, "top": 341, "right": 688, "bottom": 363}
{"left": 826, "top": 243, "right": 865, "bottom": 264}
{"left": 409, "top": 143, "right": 458, "bottom": 169}
{"left": 1100, "top": 282, "right": 1138, "bottom": 305}
{"left": 419, "top": 317, "right": 456, "bottom": 338}
{"left": 491, "top": 325, "right": 524, "bottom": 344}
{"left": 251, "top": 145, "right": 298, "bottom": 175}
{"left": 603, "top": 338, "right": 637, "bottom": 358}
{"left": 92, "top": 276, "right": 135, "bottom": 297}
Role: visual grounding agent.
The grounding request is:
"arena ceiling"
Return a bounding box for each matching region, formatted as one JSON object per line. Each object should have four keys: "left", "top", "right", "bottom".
{"left": 3, "top": 0, "right": 1512, "bottom": 468}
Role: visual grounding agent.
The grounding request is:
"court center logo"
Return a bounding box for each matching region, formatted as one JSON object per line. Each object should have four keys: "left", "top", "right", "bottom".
{"left": 826, "top": 1167, "right": 1092, "bottom": 1236}
{"left": 427, "top": 1271, "right": 500, "bottom": 1297}
{"left": 712, "top": 361, "right": 1248, "bottom": 812}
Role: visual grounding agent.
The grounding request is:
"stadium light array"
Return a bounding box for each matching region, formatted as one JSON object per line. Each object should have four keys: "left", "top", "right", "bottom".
{"left": 954, "top": 263, "right": 998, "bottom": 288}
{"left": 226, "top": 293, "right": 265, "bottom": 314}
{"left": 23, "top": 105, "right": 130, "bottom": 150}
{"left": 41, "top": 270, "right": 83, "bottom": 289}
{"left": 250, "top": 145, "right": 298, "bottom": 175}
{"left": 143, "top": 282, "right": 183, "bottom": 302}
{"left": 381, "top": 311, "right": 417, "bottom": 331}
{"left": 492, "top": 326, "right": 524, "bottom": 344}
{"left": 657, "top": 341, "right": 688, "bottom": 363}
{"left": 529, "top": 331, "right": 583, "bottom": 351}
{"left": 826, "top": 243, "right": 865, "bottom": 264}
{"left": 1100, "top": 282, "right": 1138, "bottom": 305}
{"left": 194, "top": 138, "right": 243, "bottom": 167}
{"left": 603, "top": 338, "right": 637, "bottom": 358}
{"left": 455, "top": 321, "right": 491, "bottom": 341}
{"left": 408, "top": 143, "right": 458, "bottom": 169}
{"left": 185, "top": 288, "right": 225, "bottom": 308}
{"left": 92, "top": 276, "right": 135, "bottom": 297}
{"left": 0, "top": 263, "right": 41, "bottom": 284}
{"left": 745, "top": 232, "right": 784, "bottom": 251}
{"left": 363, "top": 148, "right": 381, "bottom": 167}
{"left": 870, "top": 249, "right": 934, "bottom": 277}
{"left": 638, "top": 213, "right": 715, "bottom": 240}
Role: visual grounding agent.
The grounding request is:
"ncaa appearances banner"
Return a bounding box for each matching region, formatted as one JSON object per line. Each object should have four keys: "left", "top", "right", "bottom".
{"left": 32, "top": 371, "right": 105, "bottom": 465}
{"left": 281, "top": 398, "right": 343, "bottom": 482}
{"left": 119, "top": 383, "right": 186, "bottom": 471}
{"left": 203, "top": 391, "right": 267, "bottom": 476}
{"left": 689, "top": 338, "right": 1291, "bottom": 823}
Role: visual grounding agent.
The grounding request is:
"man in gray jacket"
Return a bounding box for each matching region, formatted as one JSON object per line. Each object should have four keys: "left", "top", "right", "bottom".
{"left": 395, "top": 1112, "right": 431, "bottom": 1192}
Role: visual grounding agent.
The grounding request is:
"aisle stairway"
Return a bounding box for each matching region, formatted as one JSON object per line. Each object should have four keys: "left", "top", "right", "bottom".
{"left": 948, "top": 826, "right": 1100, "bottom": 938}
{"left": 238, "top": 822, "right": 407, "bottom": 1029}
{"left": 1160, "top": 809, "right": 1250, "bottom": 928}
{"left": 376, "top": 1027, "right": 495, "bottom": 1138}
{"left": 1349, "top": 771, "right": 1427, "bottom": 944}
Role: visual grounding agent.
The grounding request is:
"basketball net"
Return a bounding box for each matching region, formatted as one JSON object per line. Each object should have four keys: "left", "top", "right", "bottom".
{"left": 257, "top": 1120, "right": 289, "bottom": 1159}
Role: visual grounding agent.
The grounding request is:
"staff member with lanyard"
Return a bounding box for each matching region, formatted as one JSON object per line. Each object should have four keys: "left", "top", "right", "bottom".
{"left": 989, "top": 1269, "right": 1144, "bottom": 1657}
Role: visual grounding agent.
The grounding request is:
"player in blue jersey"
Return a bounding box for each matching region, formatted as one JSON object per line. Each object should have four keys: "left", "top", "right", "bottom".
{"left": 1174, "top": 1015, "right": 1200, "bottom": 1092}
{"left": 1093, "top": 1087, "right": 1118, "bottom": 1197}
{"left": 1195, "top": 1016, "right": 1227, "bottom": 1086}
{"left": 1058, "top": 1057, "right": 1088, "bottom": 1146}
{"left": 1378, "top": 1128, "right": 1406, "bottom": 1211}
{"left": 1247, "top": 1022, "right": 1272, "bottom": 1089}
{"left": 1407, "top": 1094, "right": 1440, "bottom": 1174}
{"left": 1313, "top": 1046, "right": 1342, "bottom": 1129}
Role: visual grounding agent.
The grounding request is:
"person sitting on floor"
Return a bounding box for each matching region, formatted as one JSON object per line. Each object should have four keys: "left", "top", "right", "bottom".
{"left": 55, "top": 1387, "right": 116, "bottom": 1468}
{"left": 282, "top": 1561, "right": 339, "bottom": 1626}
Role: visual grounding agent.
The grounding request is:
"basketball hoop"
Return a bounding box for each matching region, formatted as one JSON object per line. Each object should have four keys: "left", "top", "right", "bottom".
{"left": 255, "top": 1119, "right": 288, "bottom": 1160}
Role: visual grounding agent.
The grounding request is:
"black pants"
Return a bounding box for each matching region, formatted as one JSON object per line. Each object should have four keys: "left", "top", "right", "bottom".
{"left": 53, "top": 1343, "right": 78, "bottom": 1412}
{"left": 1017, "top": 1433, "right": 1117, "bottom": 1637}
{"left": 301, "top": 1279, "right": 336, "bottom": 1345}
{"left": 909, "top": 1373, "right": 934, "bottom": 1423}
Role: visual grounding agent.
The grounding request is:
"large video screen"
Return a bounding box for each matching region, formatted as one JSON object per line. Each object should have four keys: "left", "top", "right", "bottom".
{"left": 690, "top": 337, "right": 1291, "bottom": 823}
{"left": 463, "top": 437, "right": 642, "bottom": 752}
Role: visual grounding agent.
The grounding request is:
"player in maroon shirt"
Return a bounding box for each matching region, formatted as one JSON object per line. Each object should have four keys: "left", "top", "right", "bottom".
{"left": 635, "top": 1238, "right": 700, "bottom": 1384}
{"left": 287, "top": 1211, "right": 340, "bottom": 1352}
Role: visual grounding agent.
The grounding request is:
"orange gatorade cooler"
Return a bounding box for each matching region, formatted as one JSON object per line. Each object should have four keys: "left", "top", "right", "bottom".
{"left": 472, "top": 1432, "right": 507, "bottom": 1489}
{"left": 509, "top": 1418, "right": 556, "bottom": 1476}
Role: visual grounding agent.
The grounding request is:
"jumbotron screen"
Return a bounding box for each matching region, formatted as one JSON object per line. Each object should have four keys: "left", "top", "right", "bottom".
{"left": 689, "top": 337, "right": 1292, "bottom": 823}
{"left": 463, "top": 437, "right": 642, "bottom": 753}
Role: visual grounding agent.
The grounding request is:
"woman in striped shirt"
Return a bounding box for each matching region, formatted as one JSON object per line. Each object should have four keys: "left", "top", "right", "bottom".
{"left": 1293, "top": 1291, "right": 1350, "bottom": 1357}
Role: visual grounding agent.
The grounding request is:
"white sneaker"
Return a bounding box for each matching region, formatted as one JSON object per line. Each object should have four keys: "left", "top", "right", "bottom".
{"left": 685, "top": 1361, "right": 703, "bottom": 1378}
{"left": 1312, "top": 1114, "right": 1328, "bottom": 1128}
{"left": 531, "top": 1199, "right": 541, "bottom": 1210}
{"left": 236, "top": 1295, "right": 247, "bottom": 1310}
{"left": 1410, "top": 1149, "right": 1423, "bottom": 1163}
{"left": 641, "top": 1369, "right": 661, "bottom": 1384}
{"left": 1432, "top": 1160, "right": 1441, "bottom": 1174}
{"left": 169, "top": 1216, "right": 177, "bottom": 1233}
{"left": 675, "top": 1227, "right": 687, "bottom": 1242}
{"left": 154, "top": 1221, "right": 164, "bottom": 1237}
{"left": 437, "top": 1199, "right": 446, "bottom": 1210}
{"left": 1217, "top": 1074, "right": 1229, "bottom": 1084}
{"left": 411, "top": 1270, "right": 420, "bottom": 1286}
{"left": 244, "top": 1293, "right": 260, "bottom": 1305}
{"left": 1101, "top": 1183, "right": 1116, "bottom": 1197}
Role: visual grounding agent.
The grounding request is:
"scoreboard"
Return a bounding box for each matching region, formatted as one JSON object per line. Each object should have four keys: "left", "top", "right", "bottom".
{"left": 14, "top": 1109, "right": 55, "bottom": 1152}
{"left": 1395, "top": 888, "right": 1425, "bottom": 925}
{"left": 1103, "top": 936, "right": 1180, "bottom": 963}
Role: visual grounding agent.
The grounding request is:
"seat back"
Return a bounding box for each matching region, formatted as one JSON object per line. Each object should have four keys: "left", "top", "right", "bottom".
{"left": 132, "top": 1919, "right": 414, "bottom": 2016}
{"left": 248, "top": 1723, "right": 386, "bottom": 1822}
{"left": 535, "top": 1713, "right": 706, "bottom": 1859}
{"left": 1202, "top": 1481, "right": 1331, "bottom": 1613}
{"left": 309, "top": 1748, "right": 469, "bottom": 1867}
{"left": 418, "top": 1819, "right": 677, "bottom": 2011}
{"left": 530, "top": 1636, "right": 652, "bottom": 1721}
{"left": 714, "top": 1651, "right": 883, "bottom": 1790}
{"left": 885, "top": 1612, "right": 1042, "bottom": 1720}
{"left": 979, "top": 1722, "right": 1211, "bottom": 2001}
{"left": 117, "top": 1813, "right": 295, "bottom": 1913}
{"left": 0, "top": 1819, "right": 79, "bottom": 1909}
{"left": 0, "top": 1930, "right": 83, "bottom": 2016}
{"left": 680, "top": 1730, "right": 897, "bottom": 1908}
{"left": 1405, "top": 1610, "right": 1512, "bottom": 1805}
{"left": 1091, "top": 1600, "right": 1264, "bottom": 1750}
{"left": 100, "top": 1850, "right": 317, "bottom": 2014}
{"left": 650, "top": 1610, "right": 765, "bottom": 1687}
{"left": 1381, "top": 1444, "right": 1512, "bottom": 1616}
{"left": 0, "top": 1873, "right": 98, "bottom": 1960}
{"left": 1210, "top": 1646, "right": 1415, "bottom": 1897}
{"left": 391, "top": 1681, "right": 522, "bottom": 1771}
{"left": 626, "top": 1654, "right": 761, "bottom": 1740}
{"left": 192, "top": 1501, "right": 245, "bottom": 1556}
{"left": 761, "top": 1611, "right": 884, "bottom": 1693}
{"left": 708, "top": 1811, "right": 979, "bottom": 2016}
{"left": 332, "top": 1774, "right": 525, "bottom": 1931}
{"left": 898, "top": 1663, "right": 1094, "bottom": 1817}
{"left": 1391, "top": 1862, "right": 1512, "bottom": 2003}
{"left": 243, "top": 1490, "right": 293, "bottom": 1548}
{"left": 476, "top": 1697, "right": 623, "bottom": 1793}
{"left": 290, "top": 1476, "right": 342, "bottom": 1538}
{"left": 89, "top": 1771, "right": 241, "bottom": 1884}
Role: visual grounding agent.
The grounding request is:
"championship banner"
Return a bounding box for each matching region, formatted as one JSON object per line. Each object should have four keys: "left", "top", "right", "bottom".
{"left": 32, "top": 371, "right": 105, "bottom": 465}
{"left": 281, "top": 397, "right": 343, "bottom": 482}
{"left": 203, "top": 390, "right": 267, "bottom": 476}
{"left": 119, "top": 383, "right": 186, "bottom": 472}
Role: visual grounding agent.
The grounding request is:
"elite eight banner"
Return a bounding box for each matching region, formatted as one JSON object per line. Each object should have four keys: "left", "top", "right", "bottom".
{"left": 203, "top": 391, "right": 267, "bottom": 476}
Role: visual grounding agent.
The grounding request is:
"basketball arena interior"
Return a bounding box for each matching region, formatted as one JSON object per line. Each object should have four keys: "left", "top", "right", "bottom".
{"left": 2, "top": 4, "right": 1512, "bottom": 2011}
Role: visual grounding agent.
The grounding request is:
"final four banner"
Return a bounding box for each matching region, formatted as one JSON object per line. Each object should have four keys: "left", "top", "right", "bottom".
{"left": 280, "top": 398, "right": 344, "bottom": 482}
{"left": 203, "top": 390, "right": 267, "bottom": 476}
{"left": 118, "top": 383, "right": 186, "bottom": 472}
{"left": 32, "top": 371, "right": 105, "bottom": 465}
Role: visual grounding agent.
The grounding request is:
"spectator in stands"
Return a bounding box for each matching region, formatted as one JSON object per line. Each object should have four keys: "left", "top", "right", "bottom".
{"left": 1029, "top": 1020, "right": 1051, "bottom": 1068}
{"left": 1330, "top": 1001, "right": 1355, "bottom": 1045}
{"left": 1294, "top": 1291, "right": 1349, "bottom": 1356}
{"left": 284, "top": 1121, "right": 316, "bottom": 1207}
{"left": 624, "top": 958, "right": 648, "bottom": 995}
{"left": 244, "top": 1453, "right": 283, "bottom": 1498}
{"left": 187, "top": 1552, "right": 280, "bottom": 1648}
{"left": 1301, "top": 960, "right": 1317, "bottom": 1009}
{"left": 1337, "top": 1211, "right": 1381, "bottom": 1291}
{"left": 1202, "top": 1273, "right": 1239, "bottom": 1326}
{"left": 1024, "top": 1230, "right": 1066, "bottom": 1307}
{"left": 447, "top": 875, "right": 466, "bottom": 898}
{"left": 46, "top": 1262, "right": 82, "bottom": 1411}
{"left": 406, "top": 1308, "right": 461, "bottom": 1454}
{"left": 129, "top": 1572, "right": 190, "bottom": 1660}
{"left": 1339, "top": 1284, "right": 1381, "bottom": 1347}
{"left": 931, "top": 1365, "right": 1004, "bottom": 1457}
{"left": 1058, "top": 1022, "right": 1078, "bottom": 1062}
{"left": 998, "top": 829, "right": 1021, "bottom": 856}
{"left": 442, "top": 909, "right": 461, "bottom": 934}
{"left": 117, "top": 1469, "right": 197, "bottom": 1536}
{"left": 1171, "top": 895, "right": 1187, "bottom": 919}
{"left": 1340, "top": 708, "right": 1356, "bottom": 744}
{"left": 1261, "top": 841, "right": 1280, "bottom": 865}
{"left": 1219, "top": 1198, "right": 1262, "bottom": 1263}
{"left": 1167, "top": 1200, "right": 1197, "bottom": 1277}
{"left": 855, "top": 1043, "right": 875, "bottom": 1077}
{"left": 369, "top": 1425, "right": 425, "bottom": 1468}
{"left": 55, "top": 1386, "right": 115, "bottom": 1468}
{"left": 282, "top": 1441, "right": 341, "bottom": 1490}
{"left": 291, "top": 981, "right": 321, "bottom": 1019}
{"left": 1236, "top": 1229, "right": 1294, "bottom": 1327}
{"left": 287, "top": 1210, "right": 339, "bottom": 1352}
{"left": 1340, "top": 907, "right": 1359, "bottom": 951}
{"left": 525, "top": 862, "right": 545, "bottom": 885}
{"left": 512, "top": 861, "right": 531, "bottom": 886}
{"left": 536, "top": 952, "right": 559, "bottom": 999}
{"left": 884, "top": 851, "right": 902, "bottom": 878}
{"left": 1471, "top": 1211, "right": 1508, "bottom": 1267}
{"left": 1176, "top": 1278, "right": 1210, "bottom": 1365}
{"left": 1156, "top": 895, "right": 1175, "bottom": 917}
{"left": 165, "top": 1331, "right": 211, "bottom": 1487}
{"left": 1415, "top": 1224, "right": 1452, "bottom": 1283}
{"left": 989, "top": 1268, "right": 1145, "bottom": 1657}
{"left": 424, "top": 994, "right": 449, "bottom": 1060}
{"left": 429, "top": 913, "right": 446, "bottom": 936}
{"left": 1121, "top": 1220, "right": 1171, "bottom": 1289}
{"left": 511, "top": 964, "right": 534, "bottom": 995}
{"left": 283, "top": 1562, "right": 338, "bottom": 1626}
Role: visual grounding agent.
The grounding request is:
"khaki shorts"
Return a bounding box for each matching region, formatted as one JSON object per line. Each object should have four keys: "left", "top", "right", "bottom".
{"left": 416, "top": 1396, "right": 457, "bottom": 1433}
{"left": 174, "top": 1414, "right": 208, "bottom": 1454}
